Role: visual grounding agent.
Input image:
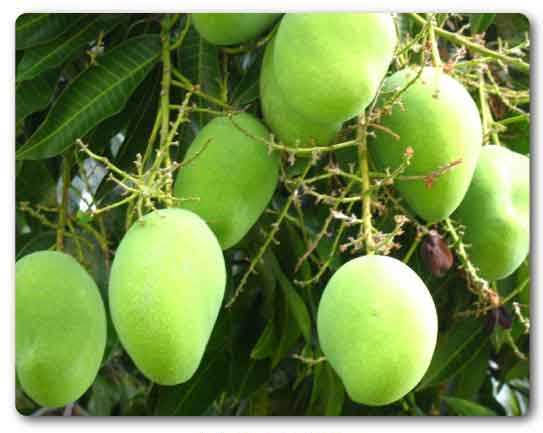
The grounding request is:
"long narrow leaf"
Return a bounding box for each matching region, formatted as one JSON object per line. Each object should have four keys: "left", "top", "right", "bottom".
{"left": 418, "top": 318, "right": 488, "bottom": 390}
{"left": 16, "top": 15, "right": 123, "bottom": 83}
{"left": 17, "top": 34, "right": 161, "bottom": 160}
{"left": 15, "top": 69, "right": 58, "bottom": 123}
{"left": 16, "top": 14, "right": 86, "bottom": 50}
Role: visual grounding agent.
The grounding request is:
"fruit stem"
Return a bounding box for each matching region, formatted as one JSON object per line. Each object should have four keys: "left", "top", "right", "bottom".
{"left": 409, "top": 13, "right": 530, "bottom": 73}
{"left": 402, "top": 234, "right": 422, "bottom": 264}
{"left": 356, "top": 114, "right": 375, "bottom": 255}
{"left": 160, "top": 16, "right": 172, "bottom": 165}
{"left": 226, "top": 158, "right": 315, "bottom": 308}
{"left": 427, "top": 14, "right": 442, "bottom": 68}
{"left": 478, "top": 68, "right": 501, "bottom": 145}
{"left": 56, "top": 151, "right": 72, "bottom": 251}
{"left": 443, "top": 218, "right": 493, "bottom": 309}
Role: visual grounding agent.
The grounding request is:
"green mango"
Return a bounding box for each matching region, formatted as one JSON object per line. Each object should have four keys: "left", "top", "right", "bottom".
{"left": 317, "top": 255, "right": 438, "bottom": 406}
{"left": 174, "top": 113, "right": 279, "bottom": 249}
{"left": 16, "top": 251, "right": 106, "bottom": 408}
{"left": 192, "top": 13, "right": 281, "bottom": 46}
{"left": 370, "top": 67, "right": 482, "bottom": 222}
{"left": 260, "top": 37, "right": 341, "bottom": 147}
{"left": 273, "top": 13, "right": 397, "bottom": 124}
{"left": 109, "top": 209, "right": 226, "bottom": 385}
{"left": 452, "top": 145, "right": 529, "bottom": 281}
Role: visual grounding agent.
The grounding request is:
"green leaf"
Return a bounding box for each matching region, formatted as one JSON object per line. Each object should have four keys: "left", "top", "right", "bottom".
{"left": 16, "top": 14, "right": 86, "bottom": 50}
{"left": 470, "top": 14, "right": 496, "bottom": 34}
{"left": 230, "top": 50, "right": 263, "bottom": 108}
{"left": 87, "top": 375, "right": 122, "bottom": 416}
{"left": 17, "top": 35, "right": 161, "bottom": 160}
{"left": 308, "top": 362, "right": 345, "bottom": 416}
{"left": 251, "top": 320, "right": 278, "bottom": 360}
{"left": 16, "top": 69, "right": 58, "bottom": 123}
{"left": 277, "top": 272, "right": 311, "bottom": 342}
{"left": 15, "top": 160, "right": 57, "bottom": 205}
{"left": 418, "top": 318, "right": 488, "bottom": 390}
{"left": 16, "top": 231, "right": 56, "bottom": 260}
{"left": 113, "top": 70, "right": 161, "bottom": 170}
{"left": 453, "top": 343, "right": 490, "bottom": 399}
{"left": 272, "top": 295, "right": 302, "bottom": 367}
{"left": 177, "top": 24, "right": 222, "bottom": 127}
{"left": 270, "top": 250, "right": 312, "bottom": 342}
{"left": 153, "top": 354, "right": 229, "bottom": 415}
{"left": 16, "top": 15, "right": 123, "bottom": 83}
{"left": 443, "top": 396, "right": 496, "bottom": 416}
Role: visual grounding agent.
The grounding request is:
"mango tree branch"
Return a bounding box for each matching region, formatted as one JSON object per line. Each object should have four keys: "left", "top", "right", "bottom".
{"left": 408, "top": 13, "right": 530, "bottom": 73}
{"left": 160, "top": 17, "right": 172, "bottom": 165}
{"left": 427, "top": 14, "right": 442, "bottom": 67}
{"left": 56, "top": 151, "right": 72, "bottom": 251}
{"left": 357, "top": 114, "right": 375, "bottom": 254}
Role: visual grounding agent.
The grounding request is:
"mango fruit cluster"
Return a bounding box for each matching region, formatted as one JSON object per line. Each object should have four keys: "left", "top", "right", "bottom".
{"left": 15, "top": 12, "right": 530, "bottom": 413}
{"left": 261, "top": 13, "right": 397, "bottom": 147}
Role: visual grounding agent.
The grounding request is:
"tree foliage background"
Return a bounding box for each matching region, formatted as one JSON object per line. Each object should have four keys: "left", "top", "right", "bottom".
{"left": 15, "top": 12, "right": 530, "bottom": 416}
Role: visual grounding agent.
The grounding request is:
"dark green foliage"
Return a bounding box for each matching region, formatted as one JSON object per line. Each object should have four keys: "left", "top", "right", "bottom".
{"left": 15, "top": 13, "right": 530, "bottom": 416}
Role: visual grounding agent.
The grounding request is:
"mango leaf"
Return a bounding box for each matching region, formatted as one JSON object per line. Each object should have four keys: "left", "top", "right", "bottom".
{"left": 16, "top": 15, "right": 123, "bottom": 83}
{"left": 17, "top": 34, "right": 161, "bottom": 160}
{"left": 501, "top": 117, "right": 530, "bottom": 155}
{"left": 277, "top": 272, "right": 311, "bottom": 343}
{"left": 470, "top": 14, "right": 496, "bottom": 34}
{"left": 307, "top": 362, "right": 345, "bottom": 416}
{"left": 16, "top": 231, "right": 56, "bottom": 260}
{"left": 251, "top": 320, "right": 279, "bottom": 360}
{"left": 87, "top": 375, "right": 122, "bottom": 416}
{"left": 177, "top": 24, "right": 222, "bottom": 127}
{"left": 453, "top": 343, "right": 490, "bottom": 400}
{"left": 153, "top": 354, "right": 229, "bottom": 415}
{"left": 16, "top": 69, "right": 58, "bottom": 123}
{"left": 272, "top": 294, "right": 302, "bottom": 367}
{"left": 230, "top": 50, "right": 263, "bottom": 108}
{"left": 15, "top": 160, "right": 57, "bottom": 205}
{"left": 113, "top": 70, "right": 161, "bottom": 170}
{"left": 16, "top": 14, "right": 86, "bottom": 50}
{"left": 246, "top": 387, "right": 271, "bottom": 415}
{"left": 418, "top": 318, "right": 488, "bottom": 390}
{"left": 270, "top": 250, "right": 311, "bottom": 342}
{"left": 443, "top": 396, "right": 496, "bottom": 416}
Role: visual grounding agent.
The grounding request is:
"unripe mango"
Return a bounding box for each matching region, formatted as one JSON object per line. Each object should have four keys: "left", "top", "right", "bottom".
{"left": 174, "top": 113, "right": 279, "bottom": 249}
{"left": 109, "top": 209, "right": 226, "bottom": 385}
{"left": 273, "top": 13, "right": 397, "bottom": 124}
{"left": 369, "top": 67, "right": 482, "bottom": 222}
{"left": 452, "top": 145, "right": 529, "bottom": 281}
{"left": 260, "top": 37, "right": 341, "bottom": 147}
{"left": 317, "top": 255, "right": 438, "bottom": 406}
{"left": 16, "top": 251, "right": 106, "bottom": 408}
{"left": 192, "top": 13, "right": 281, "bottom": 46}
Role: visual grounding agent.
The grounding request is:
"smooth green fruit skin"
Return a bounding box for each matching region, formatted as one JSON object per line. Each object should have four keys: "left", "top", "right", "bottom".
{"left": 260, "top": 37, "right": 341, "bottom": 147}
{"left": 174, "top": 113, "right": 279, "bottom": 250}
{"left": 453, "top": 145, "right": 529, "bottom": 281}
{"left": 192, "top": 13, "right": 281, "bottom": 45}
{"left": 273, "top": 13, "right": 397, "bottom": 124}
{"left": 370, "top": 67, "right": 482, "bottom": 222}
{"left": 16, "top": 251, "right": 106, "bottom": 408}
{"left": 109, "top": 209, "right": 226, "bottom": 385}
{"left": 317, "top": 255, "right": 438, "bottom": 406}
